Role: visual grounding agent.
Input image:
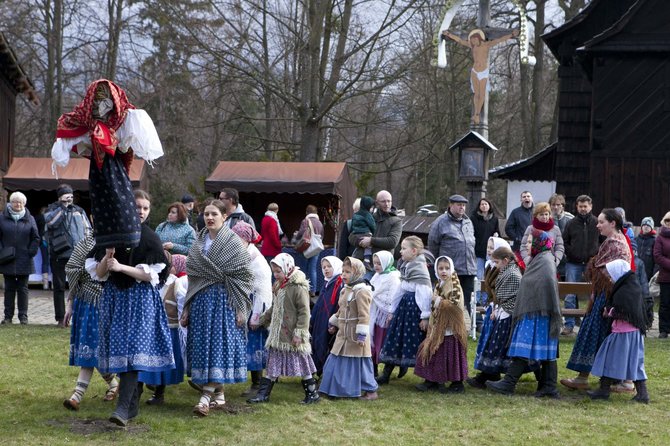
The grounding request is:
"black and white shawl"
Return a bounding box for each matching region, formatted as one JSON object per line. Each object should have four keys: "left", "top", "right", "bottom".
{"left": 494, "top": 262, "right": 521, "bottom": 315}
{"left": 65, "top": 233, "right": 103, "bottom": 304}
{"left": 185, "top": 226, "right": 254, "bottom": 317}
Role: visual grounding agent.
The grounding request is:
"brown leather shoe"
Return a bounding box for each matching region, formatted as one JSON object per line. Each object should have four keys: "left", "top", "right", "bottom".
{"left": 359, "top": 391, "right": 378, "bottom": 401}
{"left": 560, "top": 376, "right": 589, "bottom": 390}
{"left": 63, "top": 398, "right": 80, "bottom": 411}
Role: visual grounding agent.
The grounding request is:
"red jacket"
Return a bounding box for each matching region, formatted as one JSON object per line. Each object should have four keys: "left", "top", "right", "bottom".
{"left": 260, "top": 215, "right": 282, "bottom": 257}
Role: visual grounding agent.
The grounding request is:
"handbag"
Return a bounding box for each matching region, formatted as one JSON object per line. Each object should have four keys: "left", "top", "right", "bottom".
{"left": 0, "top": 246, "right": 15, "bottom": 265}
{"left": 303, "top": 220, "right": 324, "bottom": 259}
{"left": 51, "top": 233, "right": 72, "bottom": 254}
{"left": 295, "top": 220, "right": 313, "bottom": 253}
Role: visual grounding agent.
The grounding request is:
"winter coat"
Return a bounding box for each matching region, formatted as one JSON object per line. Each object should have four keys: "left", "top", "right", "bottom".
{"left": 563, "top": 213, "right": 600, "bottom": 264}
{"left": 519, "top": 225, "right": 565, "bottom": 267}
{"left": 504, "top": 205, "right": 533, "bottom": 252}
{"left": 653, "top": 226, "right": 670, "bottom": 284}
{"left": 428, "top": 211, "right": 477, "bottom": 276}
{"left": 350, "top": 209, "right": 376, "bottom": 235}
{"left": 328, "top": 283, "right": 372, "bottom": 357}
{"left": 44, "top": 201, "right": 90, "bottom": 260}
{"left": 224, "top": 204, "right": 256, "bottom": 231}
{"left": 635, "top": 232, "right": 656, "bottom": 283}
{"left": 471, "top": 211, "right": 500, "bottom": 258}
{"left": 260, "top": 215, "right": 282, "bottom": 257}
{"left": 370, "top": 208, "right": 402, "bottom": 258}
{"left": 0, "top": 206, "right": 40, "bottom": 276}
{"left": 155, "top": 220, "right": 196, "bottom": 255}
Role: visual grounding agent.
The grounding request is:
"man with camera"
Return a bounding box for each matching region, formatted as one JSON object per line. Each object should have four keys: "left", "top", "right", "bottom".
{"left": 45, "top": 184, "right": 91, "bottom": 327}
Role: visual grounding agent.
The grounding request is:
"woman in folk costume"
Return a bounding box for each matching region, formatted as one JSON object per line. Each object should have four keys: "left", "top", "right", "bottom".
{"left": 91, "top": 190, "right": 173, "bottom": 426}
{"left": 181, "top": 201, "right": 254, "bottom": 417}
{"left": 486, "top": 229, "right": 562, "bottom": 398}
{"left": 473, "top": 236, "right": 512, "bottom": 373}
{"left": 62, "top": 233, "right": 119, "bottom": 411}
{"left": 468, "top": 246, "right": 522, "bottom": 389}
{"left": 310, "top": 256, "right": 344, "bottom": 377}
{"left": 561, "top": 209, "right": 634, "bottom": 390}
{"left": 230, "top": 221, "right": 273, "bottom": 397}
{"left": 248, "top": 253, "right": 319, "bottom": 405}
{"left": 414, "top": 256, "right": 468, "bottom": 393}
{"left": 377, "top": 236, "right": 433, "bottom": 385}
{"left": 588, "top": 259, "right": 649, "bottom": 403}
{"left": 369, "top": 250, "right": 401, "bottom": 376}
{"left": 319, "top": 257, "right": 378, "bottom": 400}
{"left": 139, "top": 254, "right": 187, "bottom": 406}
{"left": 51, "top": 79, "right": 163, "bottom": 249}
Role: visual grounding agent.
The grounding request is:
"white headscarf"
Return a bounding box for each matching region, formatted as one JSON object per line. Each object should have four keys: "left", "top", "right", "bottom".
{"left": 434, "top": 255, "right": 454, "bottom": 285}
{"left": 485, "top": 236, "right": 511, "bottom": 268}
{"left": 321, "top": 256, "right": 343, "bottom": 285}
{"left": 373, "top": 250, "right": 395, "bottom": 274}
{"left": 270, "top": 253, "right": 297, "bottom": 277}
{"left": 606, "top": 259, "right": 631, "bottom": 283}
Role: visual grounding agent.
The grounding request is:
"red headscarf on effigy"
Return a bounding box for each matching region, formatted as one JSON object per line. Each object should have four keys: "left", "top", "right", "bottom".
{"left": 55, "top": 79, "right": 135, "bottom": 173}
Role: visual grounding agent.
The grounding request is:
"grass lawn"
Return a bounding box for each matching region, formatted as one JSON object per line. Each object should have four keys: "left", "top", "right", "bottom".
{"left": 0, "top": 326, "right": 668, "bottom": 445}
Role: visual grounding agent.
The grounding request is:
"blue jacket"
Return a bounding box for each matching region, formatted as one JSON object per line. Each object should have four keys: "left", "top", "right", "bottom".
{"left": 0, "top": 206, "right": 40, "bottom": 276}
{"left": 505, "top": 205, "right": 533, "bottom": 251}
{"left": 428, "top": 211, "right": 477, "bottom": 275}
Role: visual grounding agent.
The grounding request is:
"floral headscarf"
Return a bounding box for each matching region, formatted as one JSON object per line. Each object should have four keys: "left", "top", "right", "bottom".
{"left": 232, "top": 221, "right": 261, "bottom": 244}
{"left": 344, "top": 257, "right": 367, "bottom": 286}
{"left": 373, "top": 250, "right": 396, "bottom": 274}
{"left": 270, "top": 253, "right": 296, "bottom": 277}
{"left": 171, "top": 254, "right": 187, "bottom": 277}
{"left": 531, "top": 229, "right": 553, "bottom": 257}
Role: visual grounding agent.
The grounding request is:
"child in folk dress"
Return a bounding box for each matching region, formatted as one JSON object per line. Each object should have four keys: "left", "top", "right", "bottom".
{"left": 377, "top": 236, "right": 433, "bottom": 384}
{"left": 319, "top": 257, "right": 378, "bottom": 400}
{"left": 414, "top": 256, "right": 468, "bottom": 393}
{"left": 310, "top": 256, "right": 344, "bottom": 377}
{"left": 369, "top": 251, "right": 402, "bottom": 376}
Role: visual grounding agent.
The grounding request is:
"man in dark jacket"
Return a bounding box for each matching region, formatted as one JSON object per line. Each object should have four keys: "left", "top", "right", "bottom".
{"left": 505, "top": 191, "right": 533, "bottom": 253}
{"left": 219, "top": 188, "right": 256, "bottom": 230}
{"left": 358, "top": 190, "right": 402, "bottom": 261}
{"left": 561, "top": 194, "right": 600, "bottom": 335}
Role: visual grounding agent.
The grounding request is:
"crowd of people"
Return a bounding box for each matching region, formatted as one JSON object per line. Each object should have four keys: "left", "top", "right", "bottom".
{"left": 0, "top": 185, "right": 660, "bottom": 426}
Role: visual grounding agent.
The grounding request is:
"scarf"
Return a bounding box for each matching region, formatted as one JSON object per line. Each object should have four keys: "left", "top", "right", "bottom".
{"left": 65, "top": 234, "right": 102, "bottom": 304}
{"left": 321, "top": 256, "right": 343, "bottom": 285}
{"left": 55, "top": 79, "right": 135, "bottom": 172}
{"left": 171, "top": 254, "right": 187, "bottom": 277}
{"left": 485, "top": 236, "right": 510, "bottom": 268}
{"left": 587, "top": 232, "right": 632, "bottom": 298}
{"left": 264, "top": 210, "right": 284, "bottom": 236}
{"left": 401, "top": 254, "right": 432, "bottom": 287}
{"left": 513, "top": 250, "right": 562, "bottom": 338}
{"left": 606, "top": 260, "right": 648, "bottom": 333}
{"left": 185, "top": 226, "right": 254, "bottom": 317}
{"left": 271, "top": 253, "right": 299, "bottom": 289}
{"left": 531, "top": 229, "right": 554, "bottom": 257}
{"left": 374, "top": 250, "right": 396, "bottom": 274}
{"left": 344, "top": 257, "right": 367, "bottom": 292}
{"left": 532, "top": 217, "right": 555, "bottom": 232}
{"left": 7, "top": 204, "right": 25, "bottom": 221}
{"left": 231, "top": 221, "right": 261, "bottom": 244}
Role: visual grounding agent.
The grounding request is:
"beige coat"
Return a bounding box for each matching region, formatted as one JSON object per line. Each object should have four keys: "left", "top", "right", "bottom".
{"left": 260, "top": 269, "right": 312, "bottom": 353}
{"left": 328, "top": 283, "right": 372, "bottom": 357}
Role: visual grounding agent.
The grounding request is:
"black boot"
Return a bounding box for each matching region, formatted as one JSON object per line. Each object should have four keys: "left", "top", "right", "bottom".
{"left": 486, "top": 358, "right": 526, "bottom": 395}
{"left": 397, "top": 366, "right": 408, "bottom": 379}
{"left": 534, "top": 368, "right": 544, "bottom": 393}
{"left": 374, "top": 364, "right": 379, "bottom": 378}
{"left": 632, "top": 380, "right": 650, "bottom": 404}
{"left": 300, "top": 377, "right": 320, "bottom": 404}
{"left": 146, "top": 384, "right": 165, "bottom": 405}
{"left": 241, "top": 370, "right": 262, "bottom": 397}
{"left": 127, "top": 382, "right": 144, "bottom": 420}
{"left": 376, "top": 364, "right": 394, "bottom": 385}
{"left": 535, "top": 361, "right": 559, "bottom": 398}
{"left": 467, "top": 372, "right": 499, "bottom": 389}
{"left": 415, "top": 380, "right": 439, "bottom": 392}
{"left": 109, "top": 372, "right": 138, "bottom": 426}
{"left": 247, "top": 377, "right": 275, "bottom": 404}
{"left": 445, "top": 381, "right": 465, "bottom": 394}
{"left": 587, "top": 377, "right": 613, "bottom": 400}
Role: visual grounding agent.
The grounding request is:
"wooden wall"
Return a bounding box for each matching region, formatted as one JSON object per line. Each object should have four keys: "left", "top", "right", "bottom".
{"left": 0, "top": 74, "right": 16, "bottom": 173}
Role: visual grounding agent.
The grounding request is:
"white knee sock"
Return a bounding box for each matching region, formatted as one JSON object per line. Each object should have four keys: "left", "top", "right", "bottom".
{"left": 71, "top": 368, "right": 94, "bottom": 402}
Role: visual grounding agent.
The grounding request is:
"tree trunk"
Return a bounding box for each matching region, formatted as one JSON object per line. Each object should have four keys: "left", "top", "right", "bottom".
{"left": 105, "top": 0, "right": 124, "bottom": 80}
{"left": 530, "top": 0, "right": 546, "bottom": 149}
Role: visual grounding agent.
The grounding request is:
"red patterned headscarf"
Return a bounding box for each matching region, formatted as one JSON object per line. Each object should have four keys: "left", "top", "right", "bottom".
{"left": 55, "top": 79, "right": 135, "bottom": 172}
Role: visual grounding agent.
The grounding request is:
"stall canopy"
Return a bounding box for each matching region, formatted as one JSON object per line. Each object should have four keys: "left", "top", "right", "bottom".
{"left": 204, "top": 161, "right": 357, "bottom": 245}
{"left": 3, "top": 157, "right": 147, "bottom": 191}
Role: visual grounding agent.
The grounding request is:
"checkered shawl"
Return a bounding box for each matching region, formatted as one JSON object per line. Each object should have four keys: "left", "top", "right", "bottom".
{"left": 494, "top": 263, "right": 521, "bottom": 314}
{"left": 185, "top": 227, "right": 254, "bottom": 317}
{"left": 65, "top": 233, "right": 103, "bottom": 304}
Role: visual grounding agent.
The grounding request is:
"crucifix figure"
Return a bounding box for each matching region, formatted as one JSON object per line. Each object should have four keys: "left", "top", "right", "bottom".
{"left": 442, "top": 28, "right": 519, "bottom": 125}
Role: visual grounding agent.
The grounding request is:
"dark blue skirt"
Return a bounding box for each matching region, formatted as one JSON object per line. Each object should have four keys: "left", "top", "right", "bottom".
{"left": 477, "top": 316, "right": 513, "bottom": 374}
{"left": 474, "top": 305, "right": 494, "bottom": 370}
{"left": 69, "top": 298, "right": 100, "bottom": 368}
{"left": 97, "top": 281, "right": 175, "bottom": 374}
{"left": 567, "top": 292, "right": 609, "bottom": 373}
{"left": 187, "top": 284, "right": 247, "bottom": 385}
{"left": 379, "top": 291, "right": 426, "bottom": 367}
{"left": 247, "top": 325, "right": 268, "bottom": 371}
{"left": 139, "top": 327, "right": 185, "bottom": 386}
{"left": 310, "top": 282, "right": 339, "bottom": 374}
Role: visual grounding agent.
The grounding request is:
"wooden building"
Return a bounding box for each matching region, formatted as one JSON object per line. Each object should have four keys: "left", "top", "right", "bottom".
{"left": 0, "top": 32, "right": 38, "bottom": 178}
{"left": 491, "top": 0, "right": 670, "bottom": 224}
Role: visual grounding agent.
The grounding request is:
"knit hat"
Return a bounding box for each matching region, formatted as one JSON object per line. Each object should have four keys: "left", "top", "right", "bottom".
{"left": 641, "top": 216, "right": 654, "bottom": 228}
{"left": 57, "top": 185, "right": 73, "bottom": 198}
{"left": 360, "top": 196, "right": 375, "bottom": 211}
{"left": 181, "top": 194, "right": 194, "bottom": 204}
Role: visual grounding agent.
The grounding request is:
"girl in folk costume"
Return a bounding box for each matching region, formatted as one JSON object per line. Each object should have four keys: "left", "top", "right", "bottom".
{"left": 369, "top": 251, "right": 402, "bottom": 375}
{"left": 486, "top": 229, "right": 562, "bottom": 398}
{"left": 139, "top": 254, "right": 187, "bottom": 406}
{"left": 588, "top": 259, "right": 650, "bottom": 403}
{"left": 91, "top": 190, "right": 173, "bottom": 426}
{"left": 230, "top": 222, "right": 273, "bottom": 397}
{"left": 181, "top": 201, "right": 254, "bottom": 417}
{"left": 310, "top": 256, "right": 344, "bottom": 377}
{"left": 561, "top": 209, "right": 633, "bottom": 390}
{"left": 377, "top": 236, "right": 433, "bottom": 385}
{"left": 63, "top": 234, "right": 119, "bottom": 411}
{"left": 319, "top": 257, "right": 379, "bottom": 400}
{"left": 473, "top": 236, "right": 512, "bottom": 373}
{"left": 248, "top": 253, "right": 319, "bottom": 404}
{"left": 468, "top": 246, "right": 522, "bottom": 389}
{"left": 414, "top": 256, "right": 469, "bottom": 393}
{"left": 51, "top": 80, "right": 163, "bottom": 249}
